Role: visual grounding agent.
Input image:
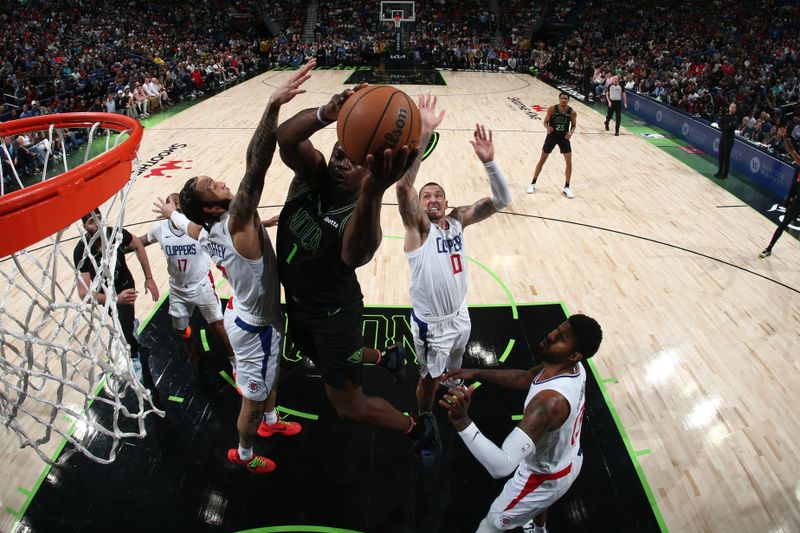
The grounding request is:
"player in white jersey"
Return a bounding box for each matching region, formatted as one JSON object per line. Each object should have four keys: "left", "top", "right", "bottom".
{"left": 154, "top": 60, "right": 315, "bottom": 474}
{"left": 396, "top": 95, "right": 513, "bottom": 417}
{"left": 440, "top": 314, "right": 603, "bottom": 533}
{"left": 139, "top": 193, "right": 229, "bottom": 363}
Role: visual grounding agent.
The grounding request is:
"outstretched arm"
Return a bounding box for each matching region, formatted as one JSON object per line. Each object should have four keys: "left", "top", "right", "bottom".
{"left": 440, "top": 385, "right": 569, "bottom": 479}
{"left": 277, "top": 81, "right": 366, "bottom": 197}
{"left": 441, "top": 364, "right": 543, "bottom": 390}
{"left": 451, "top": 124, "right": 512, "bottom": 228}
{"left": 396, "top": 94, "right": 445, "bottom": 251}
{"left": 228, "top": 60, "right": 315, "bottom": 230}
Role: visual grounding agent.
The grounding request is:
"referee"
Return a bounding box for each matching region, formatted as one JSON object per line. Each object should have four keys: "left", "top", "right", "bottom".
{"left": 604, "top": 75, "right": 627, "bottom": 136}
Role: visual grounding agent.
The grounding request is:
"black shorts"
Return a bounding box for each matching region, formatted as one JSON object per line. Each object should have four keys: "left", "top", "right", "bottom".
{"left": 542, "top": 133, "right": 571, "bottom": 154}
{"left": 286, "top": 299, "right": 364, "bottom": 389}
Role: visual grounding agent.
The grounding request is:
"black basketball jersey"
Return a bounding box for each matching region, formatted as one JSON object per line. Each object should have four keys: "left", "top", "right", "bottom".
{"left": 277, "top": 187, "right": 363, "bottom": 311}
{"left": 73, "top": 228, "right": 135, "bottom": 294}
{"left": 550, "top": 105, "right": 573, "bottom": 134}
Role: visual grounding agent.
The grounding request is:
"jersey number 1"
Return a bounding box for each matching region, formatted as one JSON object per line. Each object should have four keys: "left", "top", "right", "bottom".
{"left": 450, "top": 254, "right": 463, "bottom": 274}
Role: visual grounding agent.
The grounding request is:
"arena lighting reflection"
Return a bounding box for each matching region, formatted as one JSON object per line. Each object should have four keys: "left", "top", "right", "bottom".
{"left": 644, "top": 350, "right": 678, "bottom": 386}
{"left": 468, "top": 341, "right": 498, "bottom": 366}
{"left": 685, "top": 398, "right": 721, "bottom": 429}
{"left": 199, "top": 490, "right": 227, "bottom": 526}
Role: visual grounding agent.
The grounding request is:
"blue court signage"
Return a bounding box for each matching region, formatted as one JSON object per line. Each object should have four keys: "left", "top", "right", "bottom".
{"left": 627, "top": 93, "right": 795, "bottom": 198}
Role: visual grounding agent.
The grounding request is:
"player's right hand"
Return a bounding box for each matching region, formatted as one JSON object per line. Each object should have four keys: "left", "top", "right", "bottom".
{"left": 152, "top": 196, "right": 175, "bottom": 219}
{"left": 322, "top": 83, "right": 368, "bottom": 122}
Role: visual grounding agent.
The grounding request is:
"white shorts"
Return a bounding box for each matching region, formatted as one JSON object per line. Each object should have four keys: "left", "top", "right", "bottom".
{"left": 224, "top": 310, "right": 280, "bottom": 402}
{"left": 410, "top": 305, "right": 471, "bottom": 378}
{"left": 169, "top": 276, "right": 223, "bottom": 331}
{"left": 485, "top": 455, "right": 583, "bottom": 530}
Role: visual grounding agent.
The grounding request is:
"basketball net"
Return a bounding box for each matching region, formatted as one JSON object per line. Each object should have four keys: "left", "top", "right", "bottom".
{"left": 0, "top": 116, "right": 163, "bottom": 465}
{"left": 393, "top": 13, "right": 402, "bottom": 28}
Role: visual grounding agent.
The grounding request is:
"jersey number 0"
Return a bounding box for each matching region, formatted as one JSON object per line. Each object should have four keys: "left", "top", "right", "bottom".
{"left": 450, "top": 254, "right": 463, "bottom": 274}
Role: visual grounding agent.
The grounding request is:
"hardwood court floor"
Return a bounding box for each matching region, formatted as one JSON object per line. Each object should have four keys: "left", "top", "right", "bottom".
{"left": 2, "top": 69, "right": 800, "bottom": 533}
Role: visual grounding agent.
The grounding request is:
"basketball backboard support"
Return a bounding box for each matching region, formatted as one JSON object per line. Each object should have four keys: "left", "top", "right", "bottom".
{"left": 380, "top": 1, "right": 415, "bottom": 23}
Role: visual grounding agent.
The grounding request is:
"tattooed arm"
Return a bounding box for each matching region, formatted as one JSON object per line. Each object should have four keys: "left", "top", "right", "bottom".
{"left": 228, "top": 60, "right": 315, "bottom": 233}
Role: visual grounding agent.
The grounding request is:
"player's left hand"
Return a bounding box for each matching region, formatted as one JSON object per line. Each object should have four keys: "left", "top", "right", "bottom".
{"left": 144, "top": 278, "right": 159, "bottom": 302}
{"left": 152, "top": 196, "right": 175, "bottom": 219}
{"left": 469, "top": 123, "right": 494, "bottom": 163}
{"left": 439, "top": 383, "right": 475, "bottom": 431}
{"left": 270, "top": 58, "right": 315, "bottom": 107}
{"left": 364, "top": 145, "right": 418, "bottom": 190}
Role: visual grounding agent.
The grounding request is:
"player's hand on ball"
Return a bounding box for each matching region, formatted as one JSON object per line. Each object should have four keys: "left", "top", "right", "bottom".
{"left": 365, "top": 145, "right": 418, "bottom": 190}
{"left": 322, "top": 83, "right": 368, "bottom": 122}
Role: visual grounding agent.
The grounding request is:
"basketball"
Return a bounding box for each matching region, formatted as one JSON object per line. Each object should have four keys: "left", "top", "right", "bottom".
{"left": 336, "top": 85, "right": 421, "bottom": 166}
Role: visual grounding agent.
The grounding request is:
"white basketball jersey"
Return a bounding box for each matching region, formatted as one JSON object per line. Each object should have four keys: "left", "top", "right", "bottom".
{"left": 406, "top": 216, "right": 468, "bottom": 319}
{"left": 523, "top": 363, "right": 586, "bottom": 474}
{"left": 201, "top": 213, "right": 282, "bottom": 329}
{"left": 148, "top": 220, "right": 211, "bottom": 292}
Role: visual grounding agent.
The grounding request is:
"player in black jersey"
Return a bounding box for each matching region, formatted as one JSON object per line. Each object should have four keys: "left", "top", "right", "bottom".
{"left": 275, "top": 85, "right": 442, "bottom": 460}
{"left": 526, "top": 92, "right": 577, "bottom": 198}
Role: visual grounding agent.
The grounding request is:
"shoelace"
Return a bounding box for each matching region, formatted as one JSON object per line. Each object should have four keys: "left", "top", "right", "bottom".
{"left": 247, "top": 456, "right": 267, "bottom": 468}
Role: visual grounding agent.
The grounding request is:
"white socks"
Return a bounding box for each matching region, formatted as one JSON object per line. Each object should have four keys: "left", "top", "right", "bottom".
{"left": 263, "top": 410, "right": 278, "bottom": 425}
{"left": 238, "top": 445, "right": 253, "bottom": 461}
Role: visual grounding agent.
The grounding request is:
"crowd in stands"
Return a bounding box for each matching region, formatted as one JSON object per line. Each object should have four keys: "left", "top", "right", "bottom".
{"left": 539, "top": 0, "right": 800, "bottom": 156}
{"left": 5, "top": 0, "right": 800, "bottom": 173}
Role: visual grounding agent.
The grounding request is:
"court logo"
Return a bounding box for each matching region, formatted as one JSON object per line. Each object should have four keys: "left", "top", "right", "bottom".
{"left": 766, "top": 203, "right": 800, "bottom": 230}
{"left": 656, "top": 110, "right": 663, "bottom": 123}
{"left": 421, "top": 131, "right": 439, "bottom": 161}
{"left": 531, "top": 104, "right": 548, "bottom": 112}
{"left": 634, "top": 100, "right": 640, "bottom": 112}
{"left": 507, "top": 97, "right": 542, "bottom": 120}
{"left": 142, "top": 160, "right": 193, "bottom": 179}
{"left": 138, "top": 143, "right": 189, "bottom": 177}
{"left": 713, "top": 138, "right": 720, "bottom": 153}
{"left": 750, "top": 157, "right": 761, "bottom": 173}
{"left": 681, "top": 122, "right": 690, "bottom": 136}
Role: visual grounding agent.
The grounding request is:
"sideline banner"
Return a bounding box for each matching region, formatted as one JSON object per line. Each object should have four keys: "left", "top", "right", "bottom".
{"left": 627, "top": 92, "right": 795, "bottom": 198}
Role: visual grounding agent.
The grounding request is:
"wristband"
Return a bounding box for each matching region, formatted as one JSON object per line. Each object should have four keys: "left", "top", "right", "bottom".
{"left": 316, "top": 105, "right": 333, "bottom": 125}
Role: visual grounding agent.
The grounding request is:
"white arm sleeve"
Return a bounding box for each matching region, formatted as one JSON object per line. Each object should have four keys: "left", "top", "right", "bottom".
{"left": 485, "top": 160, "right": 513, "bottom": 210}
{"left": 458, "top": 423, "right": 535, "bottom": 479}
{"left": 170, "top": 211, "right": 191, "bottom": 234}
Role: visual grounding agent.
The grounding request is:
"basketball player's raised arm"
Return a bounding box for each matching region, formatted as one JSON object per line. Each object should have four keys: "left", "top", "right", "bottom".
{"left": 396, "top": 94, "right": 445, "bottom": 245}
{"left": 452, "top": 124, "right": 512, "bottom": 228}
{"left": 340, "top": 146, "right": 416, "bottom": 268}
{"left": 441, "top": 385, "right": 567, "bottom": 479}
{"left": 228, "top": 60, "right": 314, "bottom": 231}
{"left": 154, "top": 197, "right": 204, "bottom": 241}
{"left": 277, "top": 80, "right": 364, "bottom": 195}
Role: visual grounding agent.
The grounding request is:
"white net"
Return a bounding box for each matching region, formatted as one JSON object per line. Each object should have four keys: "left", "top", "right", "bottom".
{"left": 0, "top": 117, "right": 163, "bottom": 464}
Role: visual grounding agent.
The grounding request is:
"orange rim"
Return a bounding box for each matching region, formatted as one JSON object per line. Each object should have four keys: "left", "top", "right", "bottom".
{"left": 0, "top": 113, "right": 143, "bottom": 257}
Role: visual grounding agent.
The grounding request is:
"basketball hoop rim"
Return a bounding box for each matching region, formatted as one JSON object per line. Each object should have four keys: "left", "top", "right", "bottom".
{"left": 0, "top": 113, "right": 143, "bottom": 257}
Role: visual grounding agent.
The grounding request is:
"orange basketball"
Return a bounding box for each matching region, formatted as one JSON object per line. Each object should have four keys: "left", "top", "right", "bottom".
{"left": 336, "top": 85, "right": 421, "bottom": 166}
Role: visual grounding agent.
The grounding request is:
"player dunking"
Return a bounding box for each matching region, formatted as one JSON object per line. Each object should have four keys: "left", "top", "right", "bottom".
{"left": 396, "top": 95, "right": 513, "bottom": 418}
{"left": 156, "top": 61, "right": 315, "bottom": 473}
{"left": 441, "top": 314, "right": 602, "bottom": 533}
{"left": 274, "top": 83, "right": 441, "bottom": 458}
{"left": 526, "top": 92, "right": 577, "bottom": 198}
{"left": 139, "top": 193, "right": 232, "bottom": 365}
